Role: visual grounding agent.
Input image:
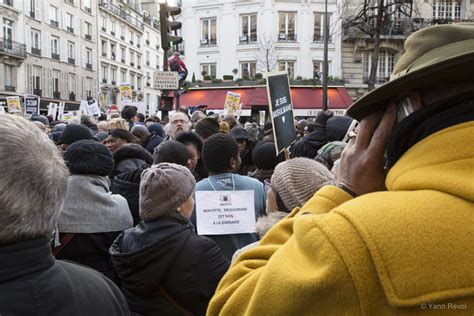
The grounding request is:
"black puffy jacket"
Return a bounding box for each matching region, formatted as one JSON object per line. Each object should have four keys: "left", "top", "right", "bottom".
{"left": 110, "top": 215, "right": 229, "bottom": 316}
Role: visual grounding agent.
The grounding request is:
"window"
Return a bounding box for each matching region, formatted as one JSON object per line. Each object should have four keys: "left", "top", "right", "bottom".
{"left": 278, "top": 61, "right": 295, "bottom": 79}
{"left": 102, "top": 64, "right": 108, "bottom": 81}
{"left": 313, "top": 12, "right": 331, "bottom": 42}
{"left": 111, "top": 68, "right": 117, "bottom": 83}
{"left": 240, "top": 62, "right": 256, "bottom": 79}
{"left": 53, "top": 70, "right": 60, "bottom": 94}
{"left": 146, "top": 51, "right": 150, "bottom": 64}
{"left": 111, "top": 43, "right": 116, "bottom": 60}
{"left": 101, "top": 40, "right": 107, "bottom": 57}
{"left": 111, "top": 21, "right": 116, "bottom": 35}
{"left": 85, "top": 22, "right": 92, "bottom": 39}
{"left": 68, "top": 73, "right": 75, "bottom": 95}
{"left": 31, "top": 29, "right": 41, "bottom": 55}
{"left": 278, "top": 12, "right": 296, "bottom": 41}
{"left": 84, "top": 0, "right": 91, "bottom": 12}
{"left": 121, "top": 25, "right": 126, "bottom": 39}
{"left": 49, "top": 6, "right": 59, "bottom": 27}
{"left": 130, "top": 51, "right": 135, "bottom": 65}
{"left": 201, "top": 63, "right": 216, "bottom": 78}
{"left": 241, "top": 14, "right": 257, "bottom": 43}
{"left": 51, "top": 36, "right": 60, "bottom": 59}
{"left": 130, "top": 72, "right": 136, "bottom": 88}
{"left": 201, "top": 18, "right": 217, "bottom": 46}
{"left": 30, "top": 0, "right": 38, "bottom": 19}
{"left": 33, "top": 66, "right": 41, "bottom": 90}
{"left": 86, "top": 48, "right": 92, "bottom": 67}
{"left": 5, "top": 64, "right": 13, "bottom": 88}
{"left": 66, "top": 13, "right": 74, "bottom": 33}
{"left": 432, "top": 0, "right": 462, "bottom": 20}
{"left": 121, "top": 69, "right": 127, "bottom": 83}
{"left": 86, "top": 77, "right": 93, "bottom": 98}
{"left": 363, "top": 50, "right": 395, "bottom": 83}
{"left": 137, "top": 54, "right": 141, "bottom": 67}
{"left": 129, "top": 31, "right": 134, "bottom": 44}
{"left": 3, "top": 19, "right": 13, "bottom": 44}
{"left": 101, "top": 16, "right": 107, "bottom": 31}
{"left": 156, "top": 55, "right": 160, "bottom": 67}
{"left": 67, "top": 41, "right": 75, "bottom": 63}
{"left": 137, "top": 76, "right": 142, "bottom": 89}
{"left": 313, "top": 60, "right": 332, "bottom": 80}
{"left": 121, "top": 47, "right": 126, "bottom": 62}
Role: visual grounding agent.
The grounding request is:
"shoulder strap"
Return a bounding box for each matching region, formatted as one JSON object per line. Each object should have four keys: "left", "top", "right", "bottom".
{"left": 159, "top": 285, "right": 194, "bottom": 316}
{"left": 52, "top": 233, "right": 76, "bottom": 257}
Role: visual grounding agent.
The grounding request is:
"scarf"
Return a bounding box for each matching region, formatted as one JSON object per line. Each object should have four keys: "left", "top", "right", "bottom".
{"left": 58, "top": 175, "right": 133, "bottom": 233}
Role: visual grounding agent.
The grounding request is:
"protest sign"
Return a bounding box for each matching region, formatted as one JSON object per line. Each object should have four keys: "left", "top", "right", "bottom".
{"left": 7, "top": 96, "right": 22, "bottom": 113}
{"left": 266, "top": 72, "right": 297, "bottom": 154}
{"left": 85, "top": 99, "right": 101, "bottom": 116}
{"left": 119, "top": 84, "right": 132, "bottom": 101}
{"left": 153, "top": 71, "right": 179, "bottom": 90}
{"left": 24, "top": 95, "right": 40, "bottom": 115}
{"left": 195, "top": 190, "right": 256, "bottom": 235}
{"left": 224, "top": 92, "right": 241, "bottom": 116}
{"left": 47, "top": 103, "right": 58, "bottom": 120}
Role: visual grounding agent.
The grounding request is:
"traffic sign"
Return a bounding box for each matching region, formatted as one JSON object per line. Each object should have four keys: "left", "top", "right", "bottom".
{"left": 153, "top": 71, "right": 179, "bottom": 90}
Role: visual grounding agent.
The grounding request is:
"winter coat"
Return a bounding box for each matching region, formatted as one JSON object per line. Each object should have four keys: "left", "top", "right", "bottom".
{"left": 0, "top": 237, "right": 129, "bottom": 315}
{"left": 112, "top": 144, "right": 154, "bottom": 178}
{"left": 144, "top": 132, "right": 163, "bottom": 155}
{"left": 208, "top": 122, "right": 474, "bottom": 315}
{"left": 56, "top": 175, "right": 133, "bottom": 284}
{"left": 110, "top": 214, "right": 229, "bottom": 316}
{"left": 111, "top": 165, "right": 149, "bottom": 226}
{"left": 290, "top": 128, "right": 328, "bottom": 158}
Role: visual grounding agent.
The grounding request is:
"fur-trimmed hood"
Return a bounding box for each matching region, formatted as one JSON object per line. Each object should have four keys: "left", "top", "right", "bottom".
{"left": 113, "top": 144, "right": 154, "bottom": 165}
{"left": 255, "top": 211, "right": 288, "bottom": 238}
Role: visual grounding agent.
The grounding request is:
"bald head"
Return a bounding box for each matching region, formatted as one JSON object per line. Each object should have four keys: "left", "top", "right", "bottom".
{"left": 131, "top": 125, "right": 150, "bottom": 145}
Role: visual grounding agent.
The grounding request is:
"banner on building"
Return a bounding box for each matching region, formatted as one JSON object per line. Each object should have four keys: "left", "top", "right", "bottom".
{"left": 7, "top": 96, "right": 22, "bottom": 113}
{"left": 266, "top": 72, "right": 297, "bottom": 154}
{"left": 24, "top": 95, "right": 40, "bottom": 115}
{"left": 223, "top": 92, "right": 241, "bottom": 116}
{"left": 119, "top": 84, "right": 132, "bottom": 101}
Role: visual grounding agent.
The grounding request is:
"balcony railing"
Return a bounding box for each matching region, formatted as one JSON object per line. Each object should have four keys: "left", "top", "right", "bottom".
{"left": 86, "top": 63, "right": 92, "bottom": 70}
{"left": 68, "top": 57, "right": 75, "bottom": 64}
{"left": 3, "top": 0, "right": 13, "bottom": 6}
{"left": 85, "top": 34, "right": 92, "bottom": 41}
{"left": 69, "top": 92, "right": 76, "bottom": 101}
{"left": 53, "top": 91, "right": 61, "bottom": 99}
{"left": 33, "top": 89, "right": 42, "bottom": 97}
{"left": 278, "top": 33, "right": 297, "bottom": 42}
{"left": 85, "top": 6, "right": 91, "bottom": 14}
{"left": 5, "top": 85, "right": 15, "bottom": 92}
{"left": 313, "top": 34, "right": 332, "bottom": 43}
{"left": 98, "top": 1, "right": 144, "bottom": 30}
{"left": 67, "top": 27, "right": 74, "bottom": 33}
{"left": 51, "top": 53, "right": 60, "bottom": 60}
{"left": 31, "top": 47, "right": 41, "bottom": 56}
{"left": 50, "top": 20, "right": 59, "bottom": 28}
{"left": 0, "top": 40, "right": 27, "bottom": 59}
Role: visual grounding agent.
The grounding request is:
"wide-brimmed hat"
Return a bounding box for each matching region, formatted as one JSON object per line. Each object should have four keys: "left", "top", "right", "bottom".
{"left": 347, "top": 23, "right": 474, "bottom": 121}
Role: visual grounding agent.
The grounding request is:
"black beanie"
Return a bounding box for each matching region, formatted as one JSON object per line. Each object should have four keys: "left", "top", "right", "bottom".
{"left": 64, "top": 140, "right": 114, "bottom": 176}
{"left": 252, "top": 141, "right": 285, "bottom": 171}
{"left": 315, "top": 111, "right": 334, "bottom": 128}
{"left": 58, "top": 124, "right": 94, "bottom": 145}
{"left": 194, "top": 117, "right": 220, "bottom": 139}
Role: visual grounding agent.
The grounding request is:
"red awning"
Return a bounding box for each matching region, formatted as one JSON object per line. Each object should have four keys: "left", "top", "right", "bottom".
{"left": 178, "top": 86, "right": 353, "bottom": 110}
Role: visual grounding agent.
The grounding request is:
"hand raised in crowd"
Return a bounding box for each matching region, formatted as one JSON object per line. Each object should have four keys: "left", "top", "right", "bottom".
{"left": 337, "top": 103, "right": 397, "bottom": 197}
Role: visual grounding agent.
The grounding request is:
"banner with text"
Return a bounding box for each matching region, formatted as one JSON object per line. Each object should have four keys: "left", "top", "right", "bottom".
{"left": 195, "top": 190, "right": 256, "bottom": 235}
{"left": 266, "top": 72, "right": 297, "bottom": 154}
{"left": 24, "top": 95, "right": 40, "bottom": 115}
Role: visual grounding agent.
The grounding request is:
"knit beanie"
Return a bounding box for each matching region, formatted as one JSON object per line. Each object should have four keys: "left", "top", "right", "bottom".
{"left": 58, "top": 124, "right": 94, "bottom": 145}
{"left": 64, "top": 140, "right": 114, "bottom": 176}
{"left": 230, "top": 126, "right": 249, "bottom": 140}
{"left": 194, "top": 117, "right": 220, "bottom": 139}
{"left": 31, "top": 113, "right": 49, "bottom": 126}
{"left": 139, "top": 163, "right": 196, "bottom": 221}
{"left": 252, "top": 141, "right": 285, "bottom": 171}
{"left": 271, "top": 158, "right": 335, "bottom": 211}
{"left": 315, "top": 110, "right": 334, "bottom": 128}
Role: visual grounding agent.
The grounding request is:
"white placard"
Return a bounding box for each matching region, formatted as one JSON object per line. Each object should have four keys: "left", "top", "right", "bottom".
{"left": 48, "top": 103, "right": 58, "bottom": 120}
{"left": 154, "top": 71, "right": 179, "bottom": 90}
{"left": 195, "top": 190, "right": 256, "bottom": 235}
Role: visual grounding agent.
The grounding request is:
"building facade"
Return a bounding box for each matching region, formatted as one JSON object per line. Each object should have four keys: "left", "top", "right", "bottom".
{"left": 179, "top": 0, "right": 343, "bottom": 82}
{"left": 19, "top": 0, "right": 99, "bottom": 110}
{"left": 341, "top": 0, "right": 474, "bottom": 100}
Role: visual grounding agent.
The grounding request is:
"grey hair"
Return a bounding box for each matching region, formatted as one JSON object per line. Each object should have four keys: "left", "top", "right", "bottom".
{"left": 0, "top": 115, "right": 68, "bottom": 244}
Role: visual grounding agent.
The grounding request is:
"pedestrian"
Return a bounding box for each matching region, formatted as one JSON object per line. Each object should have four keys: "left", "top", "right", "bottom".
{"left": 152, "top": 140, "right": 189, "bottom": 167}
{"left": 229, "top": 126, "right": 256, "bottom": 175}
{"left": 57, "top": 123, "right": 95, "bottom": 151}
{"left": 110, "top": 163, "right": 229, "bottom": 315}
{"left": 0, "top": 115, "right": 129, "bottom": 315}
{"left": 175, "top": 131, "right": 208, "bottom": 181}
{"left": 121, "top": 105, "right": 138, "bottom": 130}
{"left": 108, "top": 118, "right": 129, "bottom": 130}
{"left": 104, "top": 128, "right": 138, "bottom": 153}
{"left": 194, "top": 116, "right": 220, "bottom": 141}
{"left": 131, "top": 125, "right": 163, "bottom": 155}
{"left": 162, "top": 111, "right": 191, "bottom": 142}
{"left": 208, "top": 23, "right": 474, "bottom": 315}
{"left": 247, "top": 141, "right": 285, "bottom": 183}
{"left": 193, "top": 133, "right": 266, "bottom": 260}
{"left": 112, "top": 143, "right": 154, "bottom": 178}
{"left": 290, "top": 110, "right": 333, "bottom": 158}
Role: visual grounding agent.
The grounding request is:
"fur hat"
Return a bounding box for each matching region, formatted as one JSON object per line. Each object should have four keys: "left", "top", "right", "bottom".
{"left": 64, "top": 140, "right": 114, "bottom": 176}
{"left": 271, "top": 158, "right": 335, "bottom": 211}
{"left": 58, "top": 124, "right": 94, "bottom": 145}
{"left": 139, "top": 163, "right": 196, "bottom": 221}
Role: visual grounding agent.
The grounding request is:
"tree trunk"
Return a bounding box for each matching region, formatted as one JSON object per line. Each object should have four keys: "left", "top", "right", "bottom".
{"left": 367, "top": 0, "right": 385, "bottom": 91}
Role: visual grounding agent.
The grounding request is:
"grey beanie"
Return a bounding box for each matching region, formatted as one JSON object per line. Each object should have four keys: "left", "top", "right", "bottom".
{"left": 139, "top": 163, "right": 196, "bottom": 221}
{"left": 271, "top": 158, "right": 335, "bottom": 211}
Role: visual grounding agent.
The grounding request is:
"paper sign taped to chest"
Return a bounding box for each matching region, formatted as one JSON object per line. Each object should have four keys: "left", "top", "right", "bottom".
{"left": 195, "top": 190, "right": 256, "bottom": 235}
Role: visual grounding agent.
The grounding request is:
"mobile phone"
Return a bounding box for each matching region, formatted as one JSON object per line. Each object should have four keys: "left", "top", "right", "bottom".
{"left": 396, "top": 97, "right": 414, "bottom": 123}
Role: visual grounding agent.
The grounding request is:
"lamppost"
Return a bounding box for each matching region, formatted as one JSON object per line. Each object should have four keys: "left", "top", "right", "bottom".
{"left": 322, "top": 0, "right": 329, "bottom": 111}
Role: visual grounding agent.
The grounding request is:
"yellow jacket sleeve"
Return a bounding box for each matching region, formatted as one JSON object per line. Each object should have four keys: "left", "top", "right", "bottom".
{"left": 207, "top": 186, "right": 356, "bottom": 315}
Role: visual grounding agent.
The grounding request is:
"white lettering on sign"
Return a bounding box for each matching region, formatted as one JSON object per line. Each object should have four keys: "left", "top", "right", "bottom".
{"left": 195, "top": 190, "right": 256, "bottom": 235}
{"left": 275, "top": 96, "right": 287, "bottom": 107}
{"left": 272, "top": 104, "right": 292, "bottom": 118}
{"left": 153, "top": 71, "right": 179, "bottom": 90}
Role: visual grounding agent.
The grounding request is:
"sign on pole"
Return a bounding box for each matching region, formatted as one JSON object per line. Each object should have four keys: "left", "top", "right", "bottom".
{"left": 223, "top": 92, "right": 241, "bottom": 116}
{"left": 266, "top": 72, "right": 297, "bottom": 154}
{"left": 153, "top": 71, "right": 179, "bottom": 90}
{"left": 24, "top": 95, "right": 40, "bottom": 115}
{"left": 119, "top": 83, "right": 132, "bottom": 101}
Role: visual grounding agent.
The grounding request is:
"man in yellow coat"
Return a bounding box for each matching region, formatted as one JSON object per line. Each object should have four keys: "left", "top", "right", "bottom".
{"left": 207, "top": 23, "right": 474, "bottom": 315}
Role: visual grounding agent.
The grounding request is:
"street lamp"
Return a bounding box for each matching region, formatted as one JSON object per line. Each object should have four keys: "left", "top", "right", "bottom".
{"left": 322, "top": 0, "right": 329, "bottom": 111}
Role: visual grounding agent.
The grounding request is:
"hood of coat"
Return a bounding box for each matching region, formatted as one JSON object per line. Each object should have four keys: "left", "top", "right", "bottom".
{"left": 110, "top": 215, "right": 193, "bottom": 296}
{"left": 113, "top": 144, "right": 154, "bottom": 166}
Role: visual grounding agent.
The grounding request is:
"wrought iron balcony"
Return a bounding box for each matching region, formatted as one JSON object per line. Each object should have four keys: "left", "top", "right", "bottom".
{"left": 32, "top": 47, "right": 41, "bottom": 56}
{"left": 98, "top": 1, "right": 144, "bottom": 31}
{"left": 51, "top": 53, "right": 60, "bottom": 60}
{"left": 68, "top": 57, "right": 75, "bottom": 64}
{"left": 86, "top": 63, "right": 92, "bottom": 70}
{"left": 50, "top": 20, "right": 59, "bottom": 28}
{"left": 69, "top": 92, "right": 76, "bottom": 101}
{"left": 67, "top": 27, "right": 74, "bottom": 33}
{"left": 3, "top": 0, "right": 13, "bottom": 6}
{"left": 33, "top": 89, "right": 42, "bottom": 97}
{"left": 53, "top": 91, "right": 61, "bottom": 99}
{"left": 5, "top": 85, "right": 15, "bottom": 92}
{"left": 0, "top": 40, "right": 27, "bottom": 59}
{"left": 313, "top": 34, "right": 332, "bottom": 43}
{"left": 85, "top": 34, "right": 92, "bottom": 41}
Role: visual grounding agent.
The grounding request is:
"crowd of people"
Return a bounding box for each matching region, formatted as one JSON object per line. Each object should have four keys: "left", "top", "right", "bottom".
{"left": 0, "top": 23, "right": 473, "bottom": 315}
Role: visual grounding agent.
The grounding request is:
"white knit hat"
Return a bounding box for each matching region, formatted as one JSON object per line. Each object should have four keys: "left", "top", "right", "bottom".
{"left": 271, "top": 158, "right": 335, "bottom": 211}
